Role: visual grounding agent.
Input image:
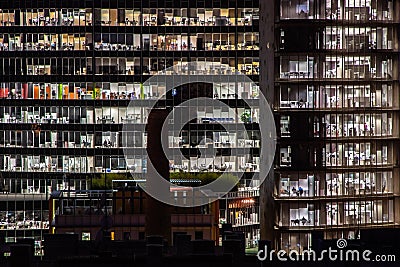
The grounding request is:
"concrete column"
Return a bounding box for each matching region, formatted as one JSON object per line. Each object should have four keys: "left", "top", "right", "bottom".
{"left": 308, "top": 175, "right": 315, "bottom": 197}
{"left": 259, "top": 0, "right": 276, "bottom": 247}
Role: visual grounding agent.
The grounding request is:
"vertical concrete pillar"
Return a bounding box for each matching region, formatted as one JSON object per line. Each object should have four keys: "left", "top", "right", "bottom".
{"left": 259, "top": 0, "right": 276, "bottom": 247}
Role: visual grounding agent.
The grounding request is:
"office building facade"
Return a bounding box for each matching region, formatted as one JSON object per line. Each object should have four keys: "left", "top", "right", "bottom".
{"left": 0, "top": 0, "right": 260, "bottom": 250}
{"left": 261, "top": 0, "right": 400, "bottom": 252}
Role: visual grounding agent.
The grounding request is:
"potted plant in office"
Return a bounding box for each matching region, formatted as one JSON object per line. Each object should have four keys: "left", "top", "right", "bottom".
{"left": 240, "top": 110, "right": 251, "bottom": 123}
